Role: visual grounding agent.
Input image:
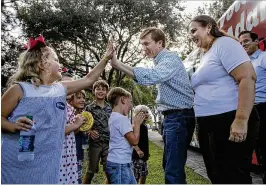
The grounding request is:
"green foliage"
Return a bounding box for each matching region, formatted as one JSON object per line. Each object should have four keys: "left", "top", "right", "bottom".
{"left": 1, "top": 0, "right": 24, "bottom": 89}
{"left": 85, "top": 76, "right": 156, "bottom": 108}
{"left": 146, "top": 118, "right": 153, "bottom": 126}
{"left": 207, "top": 0, "right": 235, "bottom": 21}
{"left": 17, "top": 0, "right": 185, "bottom": 86}
{"left": 110, "top": 76, "right": 156, "bottom": 107}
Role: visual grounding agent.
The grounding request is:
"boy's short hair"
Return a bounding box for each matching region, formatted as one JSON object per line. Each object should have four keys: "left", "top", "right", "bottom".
{"left": 107, "top": 87, "right": 132, "bottom": 108}
{"left": 93, "top": 80, "right": 109, "bottom": 91}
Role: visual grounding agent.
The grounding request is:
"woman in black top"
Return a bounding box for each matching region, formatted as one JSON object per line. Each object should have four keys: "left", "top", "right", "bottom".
{"left": 132, "top": 105, "right": 151, "bottom": 184}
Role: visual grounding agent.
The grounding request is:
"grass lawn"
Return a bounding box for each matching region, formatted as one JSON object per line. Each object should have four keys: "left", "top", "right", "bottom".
{"left": 84, "top": 141, "right": 210, "bottom": 184}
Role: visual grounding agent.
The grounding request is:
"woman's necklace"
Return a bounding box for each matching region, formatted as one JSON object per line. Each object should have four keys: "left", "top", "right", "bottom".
{"left": 204, "top": 37, "right": 216, "bottom": 54}
{"left": 200, "top": 37, "right": 216, "bottom": 59}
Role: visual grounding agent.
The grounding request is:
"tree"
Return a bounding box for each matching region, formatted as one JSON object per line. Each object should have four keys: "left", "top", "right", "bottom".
{"left": 16, "top": 0, "right": 185, "bottom": 87}
{"left": 1, "top": 0, "right": 23, "bottom": 90}
{"left": 207, "top": 0, "right": 235, "bottom": 21}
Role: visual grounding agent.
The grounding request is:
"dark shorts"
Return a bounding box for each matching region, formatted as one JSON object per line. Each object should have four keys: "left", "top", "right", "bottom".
{"left": 133, "top": 159, "right": 148, "bottom": 180}
{"left": 87, "top": 142, "right": 109, "bottom": 173}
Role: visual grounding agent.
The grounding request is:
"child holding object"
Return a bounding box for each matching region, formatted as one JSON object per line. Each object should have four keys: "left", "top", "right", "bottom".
{"left": 1, "top": 35, "right": 114, "bottom": 184}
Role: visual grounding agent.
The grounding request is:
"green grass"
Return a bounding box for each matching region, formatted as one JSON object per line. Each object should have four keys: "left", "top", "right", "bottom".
{"left": 83, "top": 141, "right": 210, "bottom": 184}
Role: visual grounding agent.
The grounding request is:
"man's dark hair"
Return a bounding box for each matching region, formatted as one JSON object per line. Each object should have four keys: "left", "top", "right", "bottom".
{"left": 239, "top": 31, "right": 258, "bottom": 41}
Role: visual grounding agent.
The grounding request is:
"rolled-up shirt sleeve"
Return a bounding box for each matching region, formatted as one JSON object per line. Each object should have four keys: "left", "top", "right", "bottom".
{"left": 133, "top": 55, "right": 181, "bottom": 85}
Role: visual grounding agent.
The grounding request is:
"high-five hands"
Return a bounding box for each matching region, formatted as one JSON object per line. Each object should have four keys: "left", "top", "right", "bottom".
{"left": 104, "top": 39, "right": 115, "bottom": 61}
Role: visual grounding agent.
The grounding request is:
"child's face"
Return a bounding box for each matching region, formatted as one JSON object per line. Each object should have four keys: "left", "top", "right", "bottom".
{"left": 46, "top": 49, "right": 62, "bottom": 81}
{"left": 71, "top": 93, "right": 85, "bottom": 109}
{"left": 94, "top": 86, "right": 108, "bottom": 100}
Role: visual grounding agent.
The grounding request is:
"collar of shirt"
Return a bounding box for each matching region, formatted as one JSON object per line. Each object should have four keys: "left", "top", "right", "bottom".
{"left": 91, "top": 101, "right": 110, "bottom": 109}
{"left": 250, "top": 49, "right": 262, "bottom": 60}
{"left": 154, "top": 48, "right": 168, "bottom": 65}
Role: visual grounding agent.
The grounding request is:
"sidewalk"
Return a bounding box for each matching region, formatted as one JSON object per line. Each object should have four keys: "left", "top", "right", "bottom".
{"left": 148, "top": 129, "right": 263, "bottom": 184}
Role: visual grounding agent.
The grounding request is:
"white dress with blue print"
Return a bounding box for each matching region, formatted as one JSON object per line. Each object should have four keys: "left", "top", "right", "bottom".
{"left": 1, "top": 82, "right": 67, "bottom": 184}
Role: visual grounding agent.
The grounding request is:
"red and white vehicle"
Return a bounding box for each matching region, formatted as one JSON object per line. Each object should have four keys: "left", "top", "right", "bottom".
{"left": 218, "top": 1, "right": 266, "bottom": 39}
{"left": 184, "top": 1, "right": 266, "bottom": 162}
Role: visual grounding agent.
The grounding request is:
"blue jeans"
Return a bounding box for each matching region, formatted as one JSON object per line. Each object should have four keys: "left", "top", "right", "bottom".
{"left": 106, "top": 161, "right": 137, "bottom": 184}
{"left": 162, "top": 109, "right": 195, "bottom": 184}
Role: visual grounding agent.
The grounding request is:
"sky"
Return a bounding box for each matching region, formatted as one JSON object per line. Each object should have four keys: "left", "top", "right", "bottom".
{"left": 183, "top": 1, "right": 211, "bottom": 15}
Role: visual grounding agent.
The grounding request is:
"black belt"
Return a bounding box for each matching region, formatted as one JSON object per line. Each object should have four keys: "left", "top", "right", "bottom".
{"left": 162, "top": 108, "right": 193, "bottom": 116}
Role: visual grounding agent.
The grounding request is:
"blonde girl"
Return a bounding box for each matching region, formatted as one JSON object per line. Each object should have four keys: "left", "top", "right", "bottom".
{"left": 1, "top": 35, "right": 114, "bottom": 184}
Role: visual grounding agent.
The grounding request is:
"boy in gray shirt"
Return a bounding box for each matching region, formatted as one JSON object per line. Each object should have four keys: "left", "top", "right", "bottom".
{"left": 106, "top": 87, "right": 145, "bottom": 184}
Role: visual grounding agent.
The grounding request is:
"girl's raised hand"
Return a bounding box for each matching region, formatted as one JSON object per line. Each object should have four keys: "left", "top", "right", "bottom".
{"left": 104, "top": 39, "right": 115, "bottom": 61}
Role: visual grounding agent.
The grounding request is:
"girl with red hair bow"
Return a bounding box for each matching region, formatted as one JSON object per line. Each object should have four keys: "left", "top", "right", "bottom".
{"left": 1, "top": 35, "right": 114, "bottom": 184}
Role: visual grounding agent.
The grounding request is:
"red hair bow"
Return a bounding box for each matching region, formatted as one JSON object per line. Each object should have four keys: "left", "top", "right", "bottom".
{"left": 24, "top": 34, "right": 46, "bottom": 50}
{"left": 62, "top": 67, "right": 68, "bottom": 73}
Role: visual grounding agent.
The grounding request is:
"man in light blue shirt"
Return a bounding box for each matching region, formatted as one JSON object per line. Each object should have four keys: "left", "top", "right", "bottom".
{"left": 110, "top": 27, "right": 195, "bottom": 184}
{"left": 239, "top": 31, "right": 266, "bottom": 184}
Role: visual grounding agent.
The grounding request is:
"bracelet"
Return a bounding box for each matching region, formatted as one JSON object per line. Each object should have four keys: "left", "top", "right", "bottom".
{"left": 102, "top": 56, "right": 110, "bottom": 62}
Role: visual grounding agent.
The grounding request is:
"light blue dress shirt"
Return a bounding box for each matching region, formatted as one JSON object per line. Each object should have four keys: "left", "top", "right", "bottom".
{"left": 250, "top": 49, "right": 266, "bottom": 104}
{"left": 133, "top": 48, "right": 194, "bottom": 111}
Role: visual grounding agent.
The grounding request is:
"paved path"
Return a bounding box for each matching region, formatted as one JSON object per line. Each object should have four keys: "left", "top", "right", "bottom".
{"left": 148, "top": 130, "right": 263, "bottom": 184}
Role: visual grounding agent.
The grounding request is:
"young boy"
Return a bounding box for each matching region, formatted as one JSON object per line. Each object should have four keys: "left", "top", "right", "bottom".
{"left": 106, "top": 87, "right": 145, "bottom": 184}
{"left": 83, "top": 80, "right": 112, "bottom": 184}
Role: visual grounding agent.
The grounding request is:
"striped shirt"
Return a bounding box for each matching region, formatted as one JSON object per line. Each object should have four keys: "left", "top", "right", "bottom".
{"left": 133, "top": 48, "right": 194, "bottom": 111}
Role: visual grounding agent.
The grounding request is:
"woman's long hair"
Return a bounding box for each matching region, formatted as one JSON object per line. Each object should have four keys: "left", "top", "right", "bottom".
{"left": 191, "top": 15, "right": 227, "bottom": 38}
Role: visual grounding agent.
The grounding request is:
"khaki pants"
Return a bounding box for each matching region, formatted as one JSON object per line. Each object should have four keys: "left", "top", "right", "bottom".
{"left": 87, "top": 142, "right": 109, "bottom": 173}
